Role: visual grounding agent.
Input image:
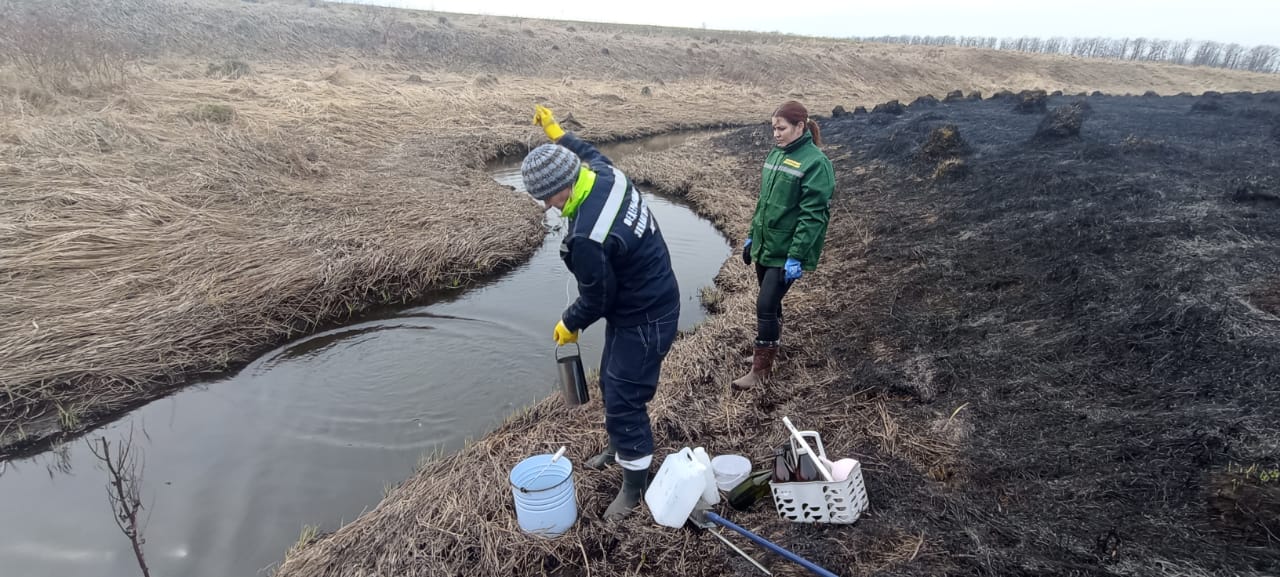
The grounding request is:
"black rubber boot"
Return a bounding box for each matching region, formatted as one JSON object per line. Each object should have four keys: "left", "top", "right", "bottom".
{"left": 603, "top": 467, "right": 649, "bottom": 521}
{"left": 585, "top": 444, "right": 617, "bottom": 470}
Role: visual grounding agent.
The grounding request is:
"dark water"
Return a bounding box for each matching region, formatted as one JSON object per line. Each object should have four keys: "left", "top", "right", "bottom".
{"left": 0, "top": 135, "right": 728, "bottom": 577}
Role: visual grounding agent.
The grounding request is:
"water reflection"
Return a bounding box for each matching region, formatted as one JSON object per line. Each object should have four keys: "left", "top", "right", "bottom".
{"left": 87, "top": 427, "right": 151, "bottom": 577}
{"left": 275, "top": 324, "right": 438, "bottom": 361}
{"left": 0, "top": 132, "right": 730, "bottom": 577}
{"left": 273, "top": 312, "right": 492, "bottom": 364}
{"left": 46, "top": 443, "right": 74, "bottom": 479}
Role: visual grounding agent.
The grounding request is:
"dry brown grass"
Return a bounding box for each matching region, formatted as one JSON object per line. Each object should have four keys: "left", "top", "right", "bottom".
{"left": 3, "top": 0, "right": 1273, "bottom": 569}
{"left": 276, "top": 93, "right": 1280, "bottom": 576}
{"left": 274, "top": 133, "right": 953, "bottom": 577}
{"left": 3, "top": 0, "right": 1280, "bottom": 471}
{"left": 0, "top": 61, "right": 773, "bottom": 452}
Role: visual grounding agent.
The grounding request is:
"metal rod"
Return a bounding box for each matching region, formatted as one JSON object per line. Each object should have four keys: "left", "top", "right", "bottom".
{"left": 782, "top": 417, "right": 834, "bottom": 482}
{"left": 705, "top": 511, "right": 839, "bottom": 577}
{"left": 517, "top": 446, "right": 567, "bottom": 492}
{"left": 708, "top": 527, "right": 772, "bottom": 576}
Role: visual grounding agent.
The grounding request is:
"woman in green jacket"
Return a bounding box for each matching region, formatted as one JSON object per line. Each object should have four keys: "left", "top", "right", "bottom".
{"left": 734, "top": 101, "right": 835, "bottom": 390}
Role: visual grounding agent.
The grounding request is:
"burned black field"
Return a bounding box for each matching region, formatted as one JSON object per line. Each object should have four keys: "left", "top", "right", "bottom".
{"left": 715, "top": 91, "right": 1280, "bottom": 576}
{"left": 275, "top": 91, "right": 1280, "bottom": 577}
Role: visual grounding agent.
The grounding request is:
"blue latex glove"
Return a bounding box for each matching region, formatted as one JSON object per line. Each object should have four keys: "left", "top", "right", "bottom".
{"left": 784, "top": 258, "right": 803, "bottom": 282}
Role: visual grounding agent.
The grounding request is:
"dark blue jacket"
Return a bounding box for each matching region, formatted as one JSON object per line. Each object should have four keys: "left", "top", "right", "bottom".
{"left": 558, "top": 133, "right": 680, "bottom": 330}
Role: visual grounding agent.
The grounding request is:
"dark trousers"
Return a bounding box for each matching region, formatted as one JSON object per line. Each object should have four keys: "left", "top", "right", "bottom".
{"left": 600, "top": 303, "right": 680, "bottom": 461}
{"left": 755, "top": 264, "right": 794, "bottom": 344}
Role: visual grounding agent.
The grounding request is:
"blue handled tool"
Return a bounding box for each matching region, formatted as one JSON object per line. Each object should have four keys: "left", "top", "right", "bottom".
{"left": 689, "top": 501, "right": 839, "bottom": 577}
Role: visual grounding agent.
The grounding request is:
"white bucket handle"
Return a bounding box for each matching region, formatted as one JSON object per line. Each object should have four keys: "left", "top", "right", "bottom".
{"left": 515, "top": 446, "right": 569, "bottom": 493}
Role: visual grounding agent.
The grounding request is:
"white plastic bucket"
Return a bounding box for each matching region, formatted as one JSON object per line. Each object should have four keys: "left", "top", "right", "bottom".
{"left": 509, "top": 454, "right": 577, "bottom": 537}
{"left": 711, "top": 454, "right": 752, "bottom": 491}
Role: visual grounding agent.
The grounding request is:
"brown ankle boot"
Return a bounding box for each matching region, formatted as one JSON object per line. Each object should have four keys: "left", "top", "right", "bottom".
{"left": 732, "top": 344, "right": 778, "bottom": 390}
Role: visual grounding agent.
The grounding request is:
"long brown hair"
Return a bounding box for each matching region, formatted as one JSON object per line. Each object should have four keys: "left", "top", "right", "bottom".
{"left": 773, "top": 101, "right": 823, "bottom": 146}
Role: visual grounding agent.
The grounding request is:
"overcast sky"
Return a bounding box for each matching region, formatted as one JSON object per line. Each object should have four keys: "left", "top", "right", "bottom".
{"left": 356, "top": 0, "right": 1278, "bottom": 46}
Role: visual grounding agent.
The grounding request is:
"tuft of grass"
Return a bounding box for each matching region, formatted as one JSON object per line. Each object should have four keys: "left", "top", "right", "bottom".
{"left": 932, "top": 158, "right": 969, "bottom": 181}
{"left": 17, "top": 86, "right": 57, "bottom": 109}
{"left": 920, "top": 124, "right": 967, "bottom": 162}
{"left": 206, "top": 60, "right": 252, "bottom": 79}
{"left": 1224, "top": 462, "right": 1280, "bottom": 485}
{"left": 56, "top": 403, "right": 80, "bottom": 430}
{"left": 185, "top": 103, "right": 235, "bottom": 124}
{"left": 1209, "top": 463, "right": 1280, "bottom": 542}
{"left": 288, "top": 525, "right": 321, "bottom": 559}
{"left": 699, "top": 285, "right": 724, "bottom": 313}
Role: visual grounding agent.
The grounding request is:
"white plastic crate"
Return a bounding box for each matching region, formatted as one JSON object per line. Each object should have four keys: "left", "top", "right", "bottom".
{"left": 768, "top": 431, "right": 869, "bottom": 524}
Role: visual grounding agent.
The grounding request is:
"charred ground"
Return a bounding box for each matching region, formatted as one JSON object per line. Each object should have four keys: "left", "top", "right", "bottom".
{"left": 711, "top": 91, "right": 1280, "bottom": 575}
{"left": 279, "top": 91, "right": 1280, "bottom": 577}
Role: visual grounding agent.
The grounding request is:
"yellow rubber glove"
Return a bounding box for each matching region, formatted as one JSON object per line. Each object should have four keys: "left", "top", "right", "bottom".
{"left": 533, "top": 104, "right": 566, "bottom": 142}
{"left": 553, "top": 320, "right": 579, "bottom": 346}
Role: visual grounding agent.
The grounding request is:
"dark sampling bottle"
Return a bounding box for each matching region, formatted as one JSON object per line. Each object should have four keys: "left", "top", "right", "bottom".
{"left": 727, "top": 469, "right": 774, "bottom": 511}
{"left": 772, "top": 445, "right": 794, "bottom": 483}
{"left": 796, "top": 449, "right": 820, "bottom": 482}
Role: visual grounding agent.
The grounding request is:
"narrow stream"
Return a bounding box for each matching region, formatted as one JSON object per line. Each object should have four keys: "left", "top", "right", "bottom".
{"left": 0, "top": 134, "right": 729, "bottom": 577}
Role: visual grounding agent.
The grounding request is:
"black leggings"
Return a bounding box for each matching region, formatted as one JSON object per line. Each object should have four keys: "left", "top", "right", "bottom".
{"left": 755, "top": 264, "right": 793, "bottom": 345}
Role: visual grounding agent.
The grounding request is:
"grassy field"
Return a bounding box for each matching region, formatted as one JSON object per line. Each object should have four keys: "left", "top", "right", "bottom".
{"left": 277, "top": 92, "right": 1280, "bottom": 576}
{"left": 1, "top": 0, "right": 1279, "bottom": 519}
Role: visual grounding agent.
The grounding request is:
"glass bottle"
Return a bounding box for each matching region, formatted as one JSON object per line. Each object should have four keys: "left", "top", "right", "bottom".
{"left": 727, "top": 469, "right": 773, "bottom": 511}
{"left": 771, "top": 446, "right": 793, "bottom": 483}
{"left": 796, "top": 450, "right": 820, "bottom": 482}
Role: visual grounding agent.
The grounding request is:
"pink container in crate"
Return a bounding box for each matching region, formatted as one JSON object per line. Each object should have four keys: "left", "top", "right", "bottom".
{"left": 769, "top": 431, "right": 869, "bottom": 524}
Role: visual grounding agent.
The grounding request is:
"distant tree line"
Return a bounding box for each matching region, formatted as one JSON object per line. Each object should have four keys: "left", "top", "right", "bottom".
{"left": 856, "top": 35, "right": 1280, "bottom": 73}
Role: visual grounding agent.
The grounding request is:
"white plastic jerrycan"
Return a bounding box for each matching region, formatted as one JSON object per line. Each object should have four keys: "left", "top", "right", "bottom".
{"left": 691, "top": 447, "right": 720, "bottom": 505}
{"left": 645, "top": 447, "right": 707, "bottom": 528}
